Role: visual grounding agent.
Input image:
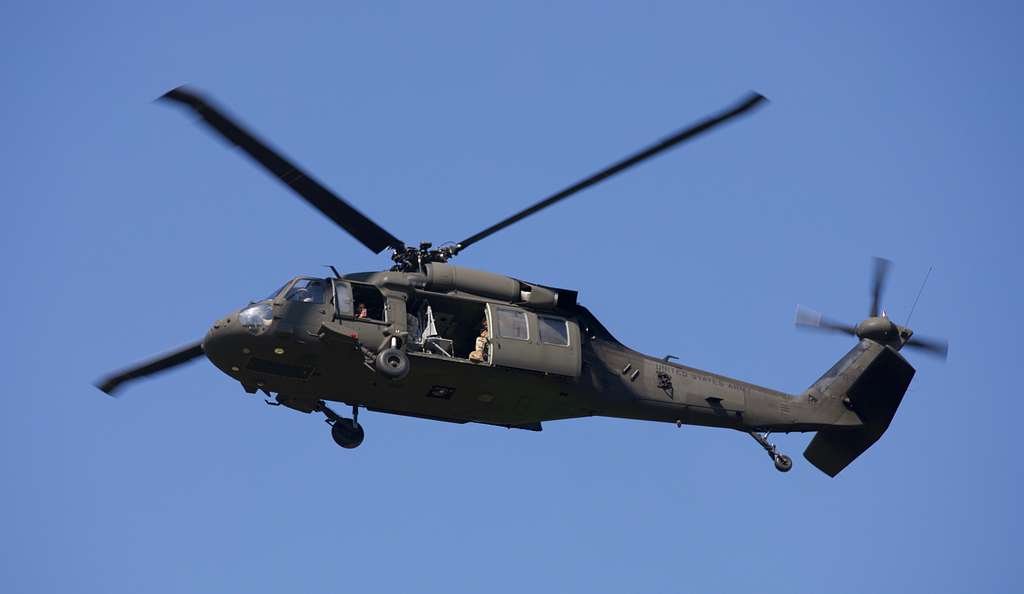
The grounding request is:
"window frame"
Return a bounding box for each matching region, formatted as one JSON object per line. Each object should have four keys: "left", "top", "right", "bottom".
{"left": 538, "top": 315, "right": 571, "bottom": 347}
{"left": 494, "top": 307, "right": 530, "bottom": 342}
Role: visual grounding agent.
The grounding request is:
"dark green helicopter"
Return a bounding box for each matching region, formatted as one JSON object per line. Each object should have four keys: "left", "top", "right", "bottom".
{"left": 96, "top": 88, "right": 948, "bottom": 476}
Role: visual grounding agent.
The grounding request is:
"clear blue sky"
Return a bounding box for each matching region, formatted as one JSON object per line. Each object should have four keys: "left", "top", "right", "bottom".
{"left": 3, "top": 1, "right": 1021, "bottom": 592}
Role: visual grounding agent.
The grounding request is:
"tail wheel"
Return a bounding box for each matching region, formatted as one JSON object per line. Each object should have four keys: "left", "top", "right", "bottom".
{"left": 774, "top": 454, "right": 793, "bottom": 473}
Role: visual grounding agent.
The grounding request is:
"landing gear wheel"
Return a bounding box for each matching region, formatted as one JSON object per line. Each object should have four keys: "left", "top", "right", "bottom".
{"left": 749, "top": 431, "right": 793, "bottom": 473}
{"left": 375, "top": 348, "right": 409, "bottom": 380}
{"left": 331, "top": 418, "right": 365, "bottom": 449}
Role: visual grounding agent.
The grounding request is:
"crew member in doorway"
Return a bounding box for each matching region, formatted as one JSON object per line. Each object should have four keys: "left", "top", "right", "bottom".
{"left": 356, "top": 303, "right": 368, "bottom": 319}
{"left": 469, "top": 318, "right": 489, "bottom": 363}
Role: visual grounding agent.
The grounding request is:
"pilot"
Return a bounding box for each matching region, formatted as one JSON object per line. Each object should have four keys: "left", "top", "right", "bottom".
{"left": 469, "top": 318, "right": 489, "bottom": 363}
{"left": 356, "top": 303, "right": 369, "bottom": 319}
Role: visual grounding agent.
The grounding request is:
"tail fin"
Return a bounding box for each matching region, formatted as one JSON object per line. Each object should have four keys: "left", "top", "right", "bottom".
{"left": 804, "top": 344, "right": 916, "bottom": 477}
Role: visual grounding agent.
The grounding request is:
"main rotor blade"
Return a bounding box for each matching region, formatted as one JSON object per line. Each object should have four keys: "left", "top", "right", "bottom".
{"left": 455, "top": 92, "right": 768, "bottom": 252}
{"left": 795, "top": 305, "right": 857, "bottom": 336}
{"left": 96, "top": 341, "right": 205, "bottom": 396}
{"left": 906, "top": 335, "right": 949, "bottom": 360}
{"left": 870, "top": 257, "right": 892, "bottom": 318}
{"left": 160, "top": 87, "right": 405, "bottom": 254}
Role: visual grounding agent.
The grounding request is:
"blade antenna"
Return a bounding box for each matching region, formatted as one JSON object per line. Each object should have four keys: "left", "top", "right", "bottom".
{"left": 904, "top": 265, "right": 933, "bottom": 327}
{"left": 453, "top": 92, "right": 768, "bottom": 253}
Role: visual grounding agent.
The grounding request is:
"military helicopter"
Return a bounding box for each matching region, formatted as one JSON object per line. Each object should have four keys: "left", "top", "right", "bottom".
{"left": 96, "top": 87, "right": 948, "bottom": 476}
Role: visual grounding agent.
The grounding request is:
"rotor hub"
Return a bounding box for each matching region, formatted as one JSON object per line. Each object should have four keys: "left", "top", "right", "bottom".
{"left": 854, "top": 316, "right": 913, "bottom": 349}
{"left": 389, "top": 242, "right": 461, "bottom": 272}
{"left": 855, "top": 316, "right": 897, "bottom": 342}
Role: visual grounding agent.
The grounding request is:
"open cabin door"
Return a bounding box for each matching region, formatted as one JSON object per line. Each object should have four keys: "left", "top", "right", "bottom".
{"left": 486, "top": 304, "right": 581, "bottom": 378}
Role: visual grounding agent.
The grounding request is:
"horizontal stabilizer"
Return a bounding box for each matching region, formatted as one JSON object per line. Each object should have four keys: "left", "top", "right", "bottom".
{"left": 804, "top": 346, "right": 915, "bottom": 477}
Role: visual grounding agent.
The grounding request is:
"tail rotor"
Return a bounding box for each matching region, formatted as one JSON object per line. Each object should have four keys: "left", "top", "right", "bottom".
{"left": 795, "top": 258, "right": 948, "bottom": 360}
{"left": 869, "top": 256, "right": 891, "bottom": 318}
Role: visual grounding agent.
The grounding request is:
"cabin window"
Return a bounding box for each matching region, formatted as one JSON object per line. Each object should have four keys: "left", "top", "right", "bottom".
{"left": 351, "top": 283, "right": 386, "bottom": 321}
{"left": 285, "top": 278, "right": 327, "bottom": 304}
{"left": 496, "top": 308, "right": 529, "bottom": 341}
{"left": 538, "top": 316, "right": 569, "bottom": 346}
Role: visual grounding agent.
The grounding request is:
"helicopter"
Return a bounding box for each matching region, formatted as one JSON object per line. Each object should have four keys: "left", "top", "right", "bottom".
{"left": 96, "top": 87, "right": 948, "bottom": 476}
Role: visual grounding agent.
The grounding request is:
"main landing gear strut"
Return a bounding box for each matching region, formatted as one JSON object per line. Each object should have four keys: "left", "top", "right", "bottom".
{"left": 749, "top": 431, "right": 792, "bottom": 472}
{"left": 319, "top": 401, "right": 365, "bottom": 449}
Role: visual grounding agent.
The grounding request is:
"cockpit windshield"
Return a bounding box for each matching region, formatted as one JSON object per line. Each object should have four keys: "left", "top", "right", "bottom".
{"left": 264, "top": 281, "right": 290, "bottom": 302}
{"left": 285, "top": 278, "right": 327, "bottom": 304}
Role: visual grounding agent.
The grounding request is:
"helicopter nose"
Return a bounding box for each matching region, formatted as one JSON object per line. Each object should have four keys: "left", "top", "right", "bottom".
{"left": 201, "top": 311, "right": 253, "bottom": 377}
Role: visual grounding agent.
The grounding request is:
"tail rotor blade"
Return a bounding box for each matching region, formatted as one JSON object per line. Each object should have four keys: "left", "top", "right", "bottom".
{"left": 906, "top": 335, "right": 949, "bottom": 360}
{"left": 96, "top": 341, "right": 205, "bottom": 396}
{"left": 870, "top": 257, "right": 892, "bottom": 317}
{"left": 795, "top": 305, "right": 857, "bottom": 336}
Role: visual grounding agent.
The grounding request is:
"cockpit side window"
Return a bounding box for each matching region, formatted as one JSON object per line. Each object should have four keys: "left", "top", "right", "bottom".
{"left": 285, "top": 278, "right": 327, "bottom": 304}
{"left": 333, "top": 280, "right": 354, "bottom": 317}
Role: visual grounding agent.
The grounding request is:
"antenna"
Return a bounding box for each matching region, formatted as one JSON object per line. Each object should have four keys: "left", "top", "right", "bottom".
{"left": 905, "top": 266, "right": 932, "bottom": 326}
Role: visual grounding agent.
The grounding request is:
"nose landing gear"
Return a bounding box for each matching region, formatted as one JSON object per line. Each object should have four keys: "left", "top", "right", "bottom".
{"left": 319, "top": 401, "right": 364, "bottom": 449}
{"left": 749, "top": 431, "right": 792, "bottom": 472}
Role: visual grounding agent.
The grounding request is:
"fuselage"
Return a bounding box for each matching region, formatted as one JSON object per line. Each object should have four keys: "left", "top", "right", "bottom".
{"left": 201, "top": 265, "right": 861, "bottom": 434}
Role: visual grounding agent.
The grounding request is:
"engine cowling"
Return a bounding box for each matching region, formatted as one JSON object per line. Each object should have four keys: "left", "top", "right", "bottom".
{"left": 423, "top": 263, "right": 561, "bottom": 309}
